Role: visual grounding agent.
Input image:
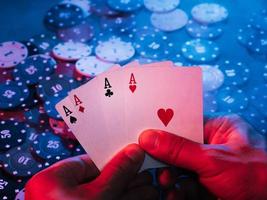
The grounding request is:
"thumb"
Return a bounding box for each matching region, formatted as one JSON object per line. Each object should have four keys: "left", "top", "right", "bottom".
{"left": 92, "top": 144, "right": 145, "bottom": 196}
{"left": 139, "top": 130, "right": 209, "bottom": 174}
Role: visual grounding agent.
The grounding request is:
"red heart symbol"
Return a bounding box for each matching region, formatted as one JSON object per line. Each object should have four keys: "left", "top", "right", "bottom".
{"left": 157, "top": 108, "right": 174, "bottom": 127}
{"left": 129, "top": 85, "right": 136, "bottom": 93}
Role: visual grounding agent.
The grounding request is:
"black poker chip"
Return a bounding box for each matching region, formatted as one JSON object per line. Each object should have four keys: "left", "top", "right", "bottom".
{"left": 0, "top": 170, "right": 24, "bottom": 200}
{"left": 27, "top": 33, "right": 60, "bottom": 55}
{"left": 44, "top": 4, "right": 85, "bottom": 30}
{"left": 0, "top": 121, "right": 29, "bottom": 152}
{"left": 0, "top": 145, "right": 44, "bottom": 177}
{"left": 37, "top": 74, "right": 77, "bottom": 100}
{"left": 30, "top": 132, "right": 71, "bottom": 160}
{"left": 0, "top": 80, "right": 30, "bottom": 110}
{"left": 13, "top": 54, "right": 57, "bottom": 85}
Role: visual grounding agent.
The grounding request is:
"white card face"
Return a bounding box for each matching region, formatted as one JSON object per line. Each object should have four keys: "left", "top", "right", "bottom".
{"left": 56, "top": 62, "right": 203, "bottom": 171}
{"left": 122, "top": 66, "right": 203, "bottom": 144}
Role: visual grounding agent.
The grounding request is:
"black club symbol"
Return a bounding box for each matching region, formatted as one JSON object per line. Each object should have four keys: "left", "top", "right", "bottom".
{"left": 105, "top": 89, "right": 113, "bottom": 97}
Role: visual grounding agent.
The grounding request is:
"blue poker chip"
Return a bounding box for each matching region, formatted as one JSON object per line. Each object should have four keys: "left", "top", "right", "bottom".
{"left": 100, "top": 14, "right": 136, "bottom": 33}
{"left": 247, "top": 29, "right": 267, "bottom": 55}
{"left": 91, "top": 0, "right": 119, "bottom": 16}
{"left": 242, "top": 106, "right": 267, "bottom": 134}
{"left": 27, "top": 33, "right": 60, "bottom": 55}
{"left": 37, "top": 74, "right": 77, "bottom": 100}
{"left": 13, "top": 55, "right": 57, "bottom": 85}
{"left": 31, "top": 132, "right": 71, "bottom": 160}
{"left": 186, "top": 19, "right": 223, "bottom": 39}
{"left": 216, "top": 86, "right": 249, "bottom": 113}
{"left": 0, "top": 170, "right": 24, "bottom": 200}
{"left": 217, "top": 60, "right": 250, "bottom": 86}
{"left": 249, "top": 9, "right": 267, "bottom": 31}
{"left": 0, "top": 145, "right": 44, "bottom": 177}
{"left": 181, "top": 39, "right": 220, "bottom": 63}
{"left": 44, "top": 97, "right": 62, "bottom": 120}
{"left": 0, "top": 80, "right": 30, "bottom": 110}
{"left": 0, "top": 121, "right": 29, "bottom": 152}
{"left": 24, "top": 107, "right": 49, "bottom": 126}
{"left": 249, "top": 84, "right": 267, "bottom": 117}
{"left": 107, "top": 0, "right": 143, "bottom": 12}
{"left": 134, "top": 30, "right": 167, "bottom": 59}
{"left": 203, "top": 92, "right": 217, "bottom": 113}
{"left": 236, "top": 24, "right": 258, "bottom": 48}
{"left": 44, "top": 4, "right": 85, "bottom": 30}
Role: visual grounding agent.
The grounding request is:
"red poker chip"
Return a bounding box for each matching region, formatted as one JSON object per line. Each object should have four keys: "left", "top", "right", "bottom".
{"left": 55, "top": 61, "right": 75, "bottom": 77}
{"left": 49, "top": 118, "right": 77, "bottom": 140}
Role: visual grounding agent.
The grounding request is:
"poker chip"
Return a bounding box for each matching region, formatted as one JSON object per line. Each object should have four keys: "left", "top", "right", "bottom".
{"left": 249, "top": 9, "right": 267, "bottom": 31}
{"left": 60, "top": 0, "right": 92, "bottom": 17}
{"left": 0, "top": 68, "right": 13, "bottom": 83}
{"left": 44, "top": 97, "right": 62, "bottom": 120}
{"left": 242, "top": 106, "right": 267, "bottom": 134}
{"left": 52, "top": 41, "right": 92, "bottom": 61}
{"left": 217, "top": 60, "right": 250, "bottom": 86}
{"left": 249, "top": 84, "right": 267, "bottom": 117}
{"left": 1, "top": 145, "right": 43, "bottom": 177}
{"left": 57, "top": 22, "right": 94, "bottom": 42}
{"left": 24, "top": 107, "right": 48, "bottom": 125}
{"left": 236, "top": 24, "right": 257, "bottom": 47}
{"left": 186, "top": 19, "right": 223, "bottom": 39}
{"left": 181, "top": 39, "right": 220, "bottom": 63}
{"left": 90, "top": 0, "right": 119, "bottom": 16}
{"left": 31, "top": 132, "right": 71, "bottom": 160}
{"left": 216, "top": 86, "right": 248, "bottom": 113}
{"left": 0, "top": 170, "right": 24, "bottom": 200}
{"left": 144, "top": 0, "right": 180, "bottom": 13}
{"left": 15, "top": 188, "right": 25, "bottom": 200}
{"left": 100, "top": 14, "right": 136, "bottom": 33}
{"left": 0, "top": 81, "right": 30, "bottom": 110}
{"left": 134, "top": 31, "right": 167, "bottom": 59}
{"left": 247, "top": 30, "right": 267, "bottom": 55}
{"left": 199, "top": 65, "right": 224, "bottom": 92}
{"left": 0, "top": 41, "right": 28, "bottom": 68}
{"left": 49, "top": 118, "right": 76, "bottom": 140}
{"left": 191, "top": 3, "right": 228, "bottom": 24}
{"left": 75, "top": 56, "right": 114, "bottom": 78}
{"left": 37, "top": 74, "right": 77, "bottom": 100}
{"left": 0, "top": 121, "right": 29, "bottom": 152}
{"left": 107, "top": 0, "right": 143, "bottom": 12}
{"left": 72, "top": 144, "right": 86, "bottom": 156}
{"left": 55, "top": 61, "right": 75, "bottom": 77}
{"left": 95, "top": 37, "right": 135, "bottom": 63}
{"left": 44, "top": 3, "right": 85, "bottom": 30}
{"left": 203, "top": 92, "right": 217, "bottom": 113}
{"left": 13, "top": 54, "right": 57, "bottom": 85}
{"left": 150, "top": 9, "right": 188, "bottom": 32}
{"left": 27, "top": 33, "right": 59, "bottom": 54}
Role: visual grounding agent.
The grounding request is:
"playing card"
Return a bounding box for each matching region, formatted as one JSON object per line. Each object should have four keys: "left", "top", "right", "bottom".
{"left": 123, "top": 66, "right": 203, "bottom": 146}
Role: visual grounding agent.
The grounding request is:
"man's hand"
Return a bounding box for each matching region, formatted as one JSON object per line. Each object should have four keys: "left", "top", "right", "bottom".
{"left": 25, "top": 144, "right": 158, "bottom": 200}
{"left": 139, "top": 115, "right": 267, "bottom": 200}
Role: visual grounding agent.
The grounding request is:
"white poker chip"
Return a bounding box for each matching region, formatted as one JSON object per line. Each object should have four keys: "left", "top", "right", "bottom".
{"left": 95, "top": 37, "right": 135, "bottom": 63}
{"left": 191, "top": 3, "right": 228, "bottom": 24}
{"left": 150, "top": 9, "right": 188, "bottom": 32}
{"left": 52, "top": 42, "right": 92, "bottom": 61}
{"left": 75, "top": 56, "right": 114, "bottom": 77}
{"left": 15, "top": 188, "right": 25, "bottom": 200}
{"left": 200, "top": 65, "right": 224, "bottom": 92}
{"left": 144, "top": 0, "right": 180, "bottom": 13}
{"left": 60, "top": 0, "right": 91, "bottom": 17}
{"left": 0, "top": 41, "right": 28, "bottom": 68}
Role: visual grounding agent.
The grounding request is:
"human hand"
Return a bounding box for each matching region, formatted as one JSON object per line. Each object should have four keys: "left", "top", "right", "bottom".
{"left": 25, "top": 144, "right": 158, "bottom": 200}
{"left": 139, "top": 115, "right": 267, "bottom": 200}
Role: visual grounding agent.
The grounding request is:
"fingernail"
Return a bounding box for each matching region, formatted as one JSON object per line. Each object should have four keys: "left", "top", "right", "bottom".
{"left": 139, "top": 130, "right": 159, "bottom": 150}
{"left": 125, "top": 144, "right": 144, "bottom": 163}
